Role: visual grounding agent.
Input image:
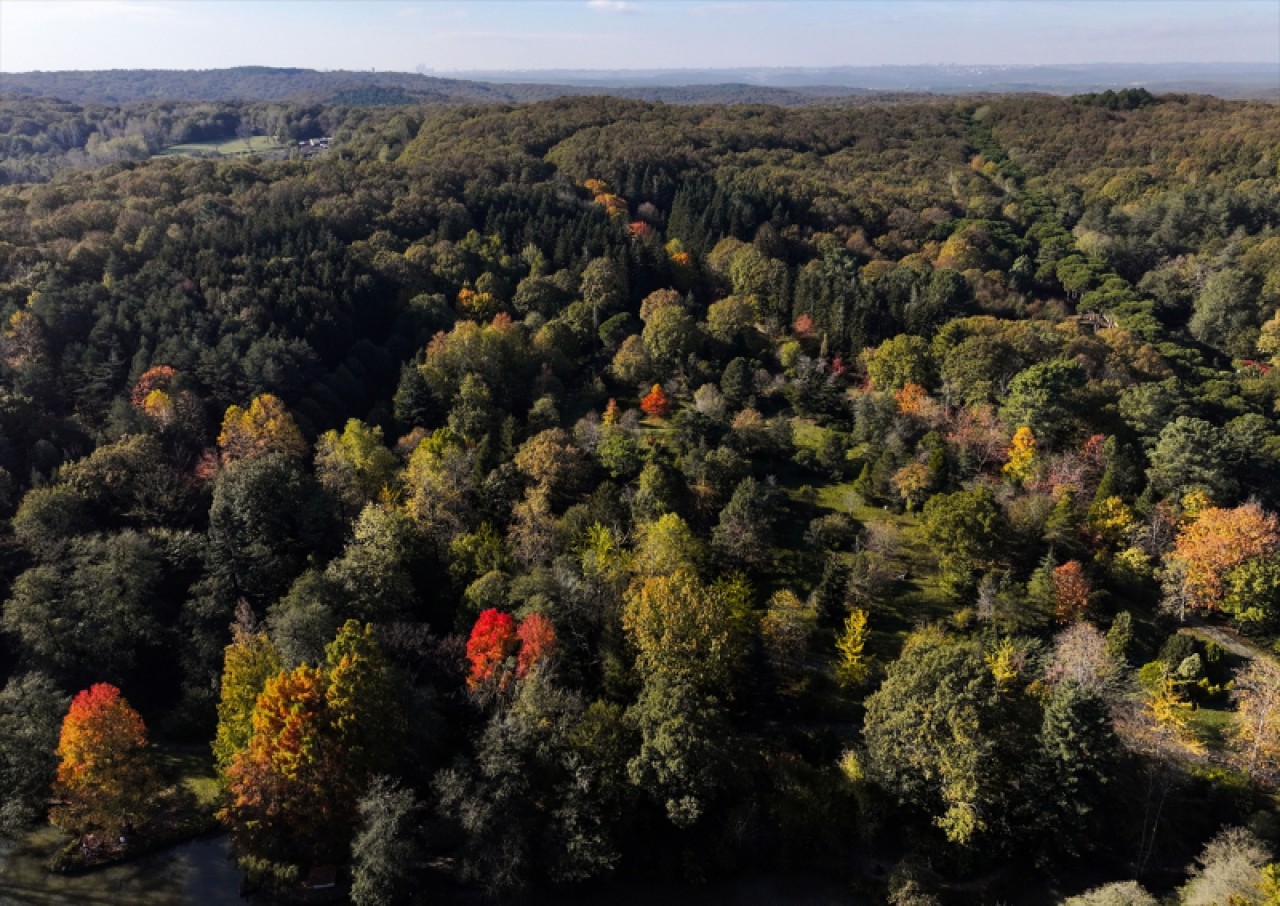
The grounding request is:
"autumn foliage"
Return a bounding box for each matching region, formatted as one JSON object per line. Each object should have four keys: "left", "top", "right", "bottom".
{"left": 1169, "top": 503, "right": 1280, "bottom": 614}
{"left": 129, "top": 365, "right": 176, "bottom": 408}
{"left": 224, "top": 665, "right": 353, "bottom": 864}
{"left": 51, "top": 683, "right": 156, "bottom": 836}
{"left": 516, "top": 612, "right": 557, "bottom": 679}
{"left": 1052, "top": 560, "right": 1092, "bottom": 624}
{"left": 465, "top": 609, "right": 556, "bottom": 690}
{"left": 217, "top": 393, "right": 308, "bottom": 465}
{"left": 640, "top": 384, "right": 672, "bottom": 419}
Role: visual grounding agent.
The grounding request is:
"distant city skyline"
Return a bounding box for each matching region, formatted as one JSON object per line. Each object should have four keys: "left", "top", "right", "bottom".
{"left": 1, "top": 0, "right": 1276, "bottom": 74}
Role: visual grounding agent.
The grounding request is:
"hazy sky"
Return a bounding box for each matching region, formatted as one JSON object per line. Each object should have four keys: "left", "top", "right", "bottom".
{"left": 1, "top": 0, "right": 1276, "bottom": 73}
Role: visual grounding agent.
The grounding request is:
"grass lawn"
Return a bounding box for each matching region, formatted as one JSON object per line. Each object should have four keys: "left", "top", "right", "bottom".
{"left": 50, "top": 747, "right": 222, "bottom": 873}
{"left": 154, "top": 135, "right": 288, "bottom": 158}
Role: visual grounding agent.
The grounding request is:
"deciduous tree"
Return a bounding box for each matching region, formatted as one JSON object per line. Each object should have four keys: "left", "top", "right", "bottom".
{"left": 51, "top": 684, "right": 157, "bottom": 837}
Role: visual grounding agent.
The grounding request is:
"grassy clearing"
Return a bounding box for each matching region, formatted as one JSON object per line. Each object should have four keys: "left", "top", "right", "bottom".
{"left": 154, "top": 135, "right": 287, "bottom": 158}
{"left": 50, "top": 748, "right": 221, "bottom": 873}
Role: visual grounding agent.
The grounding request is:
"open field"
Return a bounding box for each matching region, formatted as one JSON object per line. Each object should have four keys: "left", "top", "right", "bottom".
{"left": 154, "top": 135, "right": 288, "bottom": 158}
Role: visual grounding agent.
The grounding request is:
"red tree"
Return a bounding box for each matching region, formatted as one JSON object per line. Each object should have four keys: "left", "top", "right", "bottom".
{"left": 466, "top": 609, "right": 518, "bottom": 690}
{"left": 640, "top": 384, "right": 672, "bottom": 419}
{"left": 516, "top": 613, "right": 557, "bottom": 679}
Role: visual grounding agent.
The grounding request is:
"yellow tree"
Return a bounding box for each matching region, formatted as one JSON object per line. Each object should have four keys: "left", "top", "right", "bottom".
{"left": 1002, "top": 426, "right": 1037, "bottom": 484}
{"left": 218, "top": 393, "right": 308, "bottom": 465}
{"left": 623, "top": 570, "right": 737, "bottom": 694}
{"left": 835, "top": 609, "right": 871, "bottom": 687}
{"left": 213, "top": 622, "right": 282, "bottom": 780}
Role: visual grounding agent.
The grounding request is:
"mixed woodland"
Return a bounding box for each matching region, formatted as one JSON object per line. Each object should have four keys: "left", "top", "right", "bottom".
{"left": 0, "top": 87, "right": 1279, "bottom": 904}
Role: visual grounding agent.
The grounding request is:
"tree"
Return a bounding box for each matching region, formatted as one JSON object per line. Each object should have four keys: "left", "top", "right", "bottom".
{"left": 634, "top": 512, "right": 702, "bottom": 577}
{"left": 350, "top": 777, "right": 422, "bottom": 906}
{"left": 218, "top": 393, "right": 308, "bottom": 465}
{"left": 3, "top": 531, "right": 162, "bottom": 685}
{"left": 863, "top": 334, "right": 933, "bottom": 391}
{"left": 623, "top": 570, "right": 737, "bottom": 695}
{"left": 863, "top": 632, "right": 1019, "bottom": 846}
{"left": 1165, "top": 502, "right": 1280, "bottom": 618}
{"left": 1002, "top": 426, "right": 1037, "bottom": 484}
{"left": 0, "top": 672, "right": 68, "bottom": 834}
{"left": 325, "top": 621, "right": 404, "bottom": 779}
{"left": 51, "top": 684, "right": 157, "bottom": 838}
{"left": 626, "top": 675, "right": 730, "bottom": 829}
{"left": 1036, "top": 681, "right": 1119, "bottom": 855}
{"left": 1232, "top": 659, "right": 1280, "bottom": 785}
{"left": 1146, "top": 417, "right": 1237, "bottom": 503}
{"left": 641, "top": 305, "right": 698, "bottom": 374}
{"left": 999, "top": 359, "right": 1086, "bottom": 445}
{"left": 1053, "top": 560, "right": 1092, "bottom": 624}
{"left": 835, "top": 609, "right": 871, "bottom": 687}
{"left": 921, "top": 487, "right": 1003, "bottom": 595}
{"left": 581, "top": 257, "right": 627, "bottom": 327}
{"left": 640, "top": 383, "right": 672, "bottom": 420}
{"left": 1062, "top": 882, "right": 1158, "bottom": 906}
{"left": 516, "top": 613, "right": 556, "bottom": 679}
{"left": 466, "top": 609, "right": 518, "bottom": 692}
{"left": 1178, "top": 826, "right": 1273, "bottom": 906}
{"left": 213, "top": 620, "right": 282, "bottom": 780}
{"left": 223, "top": 665, "right": 354, "bottom": 866}
{"left": 1190, "top": 268, "right": 1263, "bottom": 358}
{"left": 314, "top": 419, "right": 398, "bottom": 518}
{"left": 760, "top": 590, "right": 815, "bottom": 684}
{"left": 207, "top": 454, "right": 337, "bottom": 609}
{"left": 711, "top": 476, "right": 775, "bottom": 566}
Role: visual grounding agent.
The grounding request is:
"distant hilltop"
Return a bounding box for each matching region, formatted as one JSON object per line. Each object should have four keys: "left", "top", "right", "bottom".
{"left": 0, "top": 62, "right": 1275, "bottom": 105}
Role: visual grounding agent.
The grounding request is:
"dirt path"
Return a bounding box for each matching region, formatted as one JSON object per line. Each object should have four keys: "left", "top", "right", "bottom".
{"left": 1179, "top": 617, "right": 1279, "bottom": 665}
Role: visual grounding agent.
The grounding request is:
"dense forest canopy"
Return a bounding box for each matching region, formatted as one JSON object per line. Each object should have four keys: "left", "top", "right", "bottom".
{"left": 1, "top": 89, "right": 1279, "bottom": 903}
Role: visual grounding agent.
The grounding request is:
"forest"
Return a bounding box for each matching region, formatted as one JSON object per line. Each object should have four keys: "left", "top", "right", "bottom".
{"left": 0, "top": 88, "right": 1278, "bottom": 904}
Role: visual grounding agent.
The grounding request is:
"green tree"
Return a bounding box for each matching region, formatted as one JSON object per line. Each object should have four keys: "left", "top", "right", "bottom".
{"left": 999, "top": 359, "right": 1086, "bottom": 444}
{"left": 1146, "top": 416, "right": 1237, "bottom": 502}
{"left": 1035, "top": 682, "right": 1119, "bottom": 855}
{"left": 350, "top": 777, "right": 422, "bottom": 906}
{"left": 1190, "top": 268, "right": 1263, "bottom": 358}
{"left": 921, "top": 487, "right": 1004, "bottom": 595}
{"left": 0, "top": 672, "right": 68, "bottom": 834}
{"left": 314, "top": 419, "right": 399, "bottom": 518}
{"left": 863, "top": 632, "right": 1020, "bottom": 846}
{"left": 863, "top": 334, "right": 933, "bottom": 391}
{"left": 325, "top": 620, "right": 405, "bottom": 780}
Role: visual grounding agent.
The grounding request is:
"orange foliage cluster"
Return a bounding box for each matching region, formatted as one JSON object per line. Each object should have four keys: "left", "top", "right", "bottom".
{"left": 1172, "top": 503, "right": 1280, "bottom": 612}
{"left": 52, "top": 683, "right": 155, "bottom": 836}
{"left": 1052, "top": 560, "right": 1092, "bottom": 624}
{"left": 641, "top": 384, "right": 672, "bottom": 420}
{"left": 894, "top": 382, "right": 930, "bottom": 417}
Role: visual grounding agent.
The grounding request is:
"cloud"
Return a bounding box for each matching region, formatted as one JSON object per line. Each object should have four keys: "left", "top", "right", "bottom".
{"left": 586, "top": 0, "right": 637, "bottom": 13}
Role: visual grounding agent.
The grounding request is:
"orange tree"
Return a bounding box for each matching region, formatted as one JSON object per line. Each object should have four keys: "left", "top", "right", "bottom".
{"left": 51, "top": 683, "right": 157, "bottom": 838}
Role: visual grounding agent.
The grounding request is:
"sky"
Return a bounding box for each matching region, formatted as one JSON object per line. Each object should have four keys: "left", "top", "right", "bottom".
{"left": 0, "top": 0, "right": 1277, "bottom": 73}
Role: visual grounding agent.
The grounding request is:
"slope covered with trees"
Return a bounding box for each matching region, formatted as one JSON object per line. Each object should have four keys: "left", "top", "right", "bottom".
{"left": 0, "top": 91, "right": 1278, "bottom": 903}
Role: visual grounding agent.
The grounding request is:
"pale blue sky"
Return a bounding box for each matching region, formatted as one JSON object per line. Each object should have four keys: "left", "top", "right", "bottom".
{"left": 0, "top": 0, "right": 1276, "bottom": 73}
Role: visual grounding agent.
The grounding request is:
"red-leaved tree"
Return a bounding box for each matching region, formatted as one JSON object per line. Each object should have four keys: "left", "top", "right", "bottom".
{"left": 516, "top": 613, "right": 557, "bottom": 679}
{"left": 466, "top": 609, "right": 518, "bottom": 690}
